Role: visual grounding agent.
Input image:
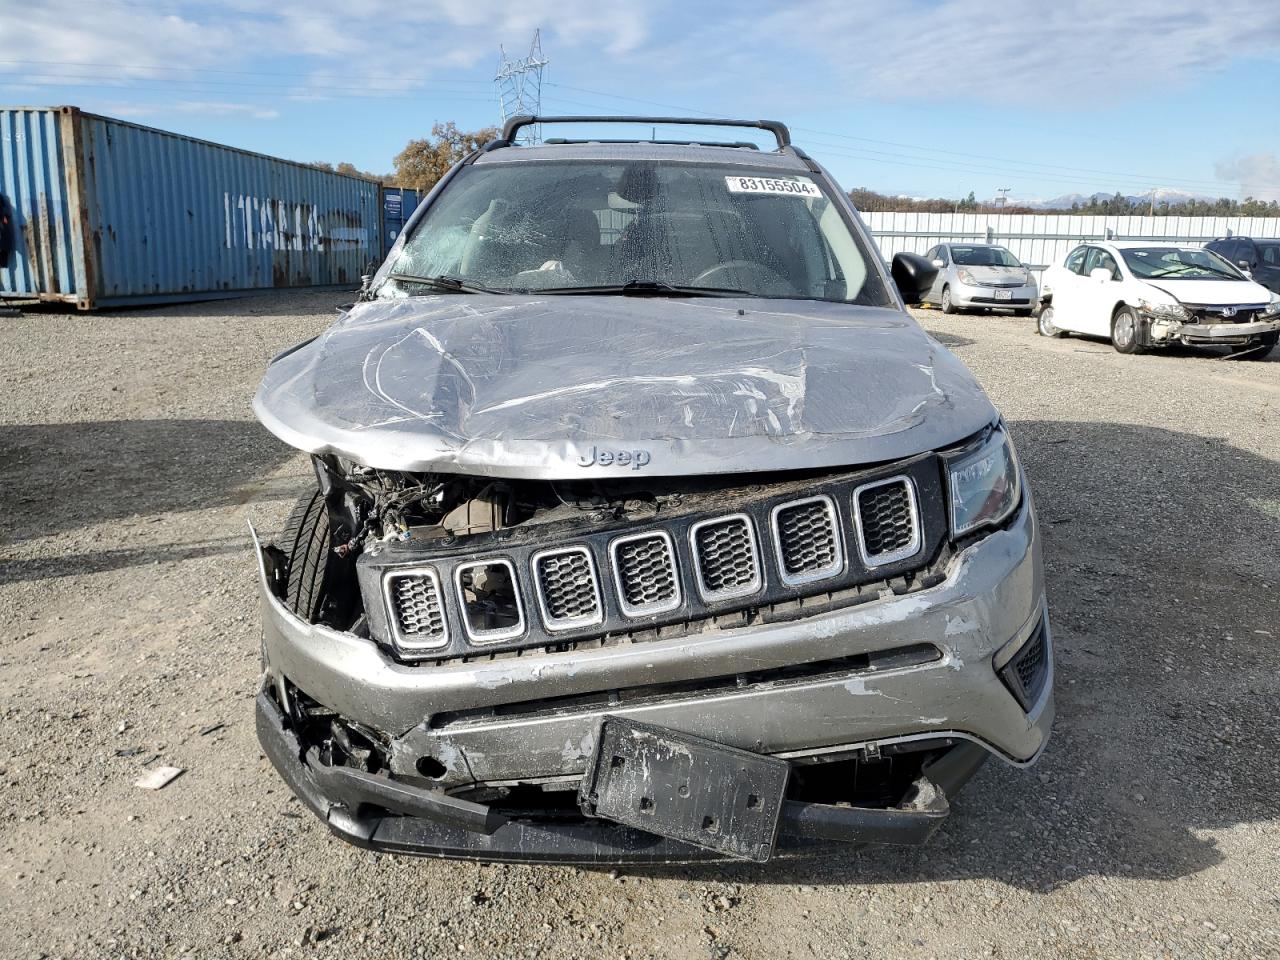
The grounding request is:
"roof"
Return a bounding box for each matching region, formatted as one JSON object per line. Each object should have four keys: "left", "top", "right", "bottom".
{"left": 473, "top": 141, "right": 810, "bottom": 170}
{"left": 1105, "top": 240, "right": 1205, "bottom": 250}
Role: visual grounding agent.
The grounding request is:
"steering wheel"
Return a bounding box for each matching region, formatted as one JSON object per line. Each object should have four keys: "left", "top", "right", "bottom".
{"left": 691, "top": 260, "right": 794, "bottom": 293}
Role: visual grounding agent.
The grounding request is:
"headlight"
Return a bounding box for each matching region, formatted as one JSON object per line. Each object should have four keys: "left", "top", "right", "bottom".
{"left": 1261, "top": 296, "right": 1280, "bottom": 319}
{"left": 1137, "top": 298, "right": 1189, "bottom": 321}
{"left": 945, "top": 427, "right": 1021, "bottom": 536}
{"left": 957, "top": 268, "right": 980, "bottom": 286}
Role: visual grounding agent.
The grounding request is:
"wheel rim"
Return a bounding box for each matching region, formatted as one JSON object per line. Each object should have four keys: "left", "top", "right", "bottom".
{"left": 942, "top": 289, "right": 951, "bottom": 310}
{"left": 1115, "top": 312, "right": 1135, "bottom": 346}
{"left": 1039, "top": 308, "right": 1055, "bottom": 336}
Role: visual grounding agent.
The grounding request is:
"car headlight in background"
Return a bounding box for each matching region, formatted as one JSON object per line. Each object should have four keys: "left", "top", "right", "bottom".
{"left": 946, "top": 427, "right": 1021, "bottom": 536}
{"left": 956, "top": 268, "right": 980, "bottom": 286}
{"left": 1137, "top": 298, "right": 1189, "bottom": 321}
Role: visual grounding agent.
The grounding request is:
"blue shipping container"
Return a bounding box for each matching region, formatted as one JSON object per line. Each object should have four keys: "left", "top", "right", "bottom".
{"left": 0, "top": 106, "right": 380, "bottom": 309}
{"left": 381, "top": 186, "right": 421, "bottom": 258}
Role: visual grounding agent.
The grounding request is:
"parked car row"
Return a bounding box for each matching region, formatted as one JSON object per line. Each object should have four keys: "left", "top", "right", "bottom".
{"left": 917, "top": 238, "right": 1280, "bottom": 359}
{"left": 1038, "top": 241, "right": 1279, "bottom": 358}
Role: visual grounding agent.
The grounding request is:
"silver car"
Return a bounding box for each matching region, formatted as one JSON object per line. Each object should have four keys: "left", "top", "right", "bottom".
{"left": 251, "top": 116, "right": 1053, "bottom": 864}
{"left": 924, "top": 243, "right": 1038, "bottom": 316}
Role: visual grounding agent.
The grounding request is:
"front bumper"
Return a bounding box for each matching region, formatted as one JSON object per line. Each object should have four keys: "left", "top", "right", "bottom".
{"left": 1160, "top": 316, "right": 1280, "bottom": 344}
{"left": 253, "top": 495, "right": 1053, "bottom": 861}
{"left": 256, "top": 689, "right": 991, "bottom": 861}
{"left": 950, "top": 282, "right": 1037, "bottom": 309}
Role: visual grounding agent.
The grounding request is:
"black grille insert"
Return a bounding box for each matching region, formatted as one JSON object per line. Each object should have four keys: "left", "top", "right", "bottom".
{"left": 386, "top": 571, "right": 448, "bottom": 649}
{"left": 855, "top": 478, "right": 919, "bottom": 565}
{"left": 612, "top": 533, "right": 680, "bottom": 615}
{"left": 534, "top": 548, "right": 602, "bottom": 629}
{"left": 773, "top": 496, "right": 842, "bottom": 584}
{"left": 691, "top": 515, "right": 760, "bottom": 600}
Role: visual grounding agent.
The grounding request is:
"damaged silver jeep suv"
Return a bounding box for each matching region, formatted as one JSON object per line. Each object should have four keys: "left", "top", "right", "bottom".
{"left": 251, "top": 116, "right": 1053, "bottom": 863}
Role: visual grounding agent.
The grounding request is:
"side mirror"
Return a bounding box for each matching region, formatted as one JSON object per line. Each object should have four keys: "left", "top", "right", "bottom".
{"left": 931, "top": 258, "right": 945, "bottom": 268}
{"left": 892, "top": 252, "right": 939, "bottom": 305}
{"left": 1237, "top": 259, "right": 1254, "bottom": 275}
{"left": 1089, "top": 267, "right": 1114, "bottom": 282}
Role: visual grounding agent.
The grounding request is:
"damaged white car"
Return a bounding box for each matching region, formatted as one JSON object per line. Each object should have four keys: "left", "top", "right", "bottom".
{"left": 251, "top": 116, "right": 1053, "bottom": 863}
{"left": 1038, "top": 241, "right": 1280, "bottom": 358}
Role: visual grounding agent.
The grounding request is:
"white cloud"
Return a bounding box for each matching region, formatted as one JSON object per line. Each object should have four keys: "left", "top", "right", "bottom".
{"left": 619, "top": 0, "right": 1280, "bottom": 107}
{"left": 1215, "top": 154, "right": 1280, "bottom": 201}
{"left": 0, "top": 0, "right": 654, "bottom": 88}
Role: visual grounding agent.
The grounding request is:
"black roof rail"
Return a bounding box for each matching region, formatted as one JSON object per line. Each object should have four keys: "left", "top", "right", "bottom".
{"left": 501, "top": 115, "right": 792, "bottom": 149}
{"left": 542, "top": 137, "right": 761, "bottom": 150}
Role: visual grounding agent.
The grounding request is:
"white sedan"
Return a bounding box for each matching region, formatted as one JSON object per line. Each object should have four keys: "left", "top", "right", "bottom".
{"left": 1037, "top": 241, "right": 1280, "bottom": 358}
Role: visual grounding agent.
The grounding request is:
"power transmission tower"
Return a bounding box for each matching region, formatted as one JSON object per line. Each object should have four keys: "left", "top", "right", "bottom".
{"left": 996, "top": 187, "right": 1011, "bottom": 210}
{"left": 495, "top": 30, "right": 549, "bottom": 143}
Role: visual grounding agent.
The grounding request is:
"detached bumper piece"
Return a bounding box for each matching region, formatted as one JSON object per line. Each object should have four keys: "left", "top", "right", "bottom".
{"left": 258, "top": 692, "right": 987, "bottom": 864}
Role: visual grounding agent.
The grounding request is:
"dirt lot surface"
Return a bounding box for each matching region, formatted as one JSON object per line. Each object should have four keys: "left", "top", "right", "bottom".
{"left": 2, "top": 291, "right": 1278, "bottom": 960}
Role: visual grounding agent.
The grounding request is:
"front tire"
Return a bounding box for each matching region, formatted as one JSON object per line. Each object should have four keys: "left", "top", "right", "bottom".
{"left": 1037, "top": 304, "right": 1065, "bottom": 338}
{"left": 1111, "top": 306, "right": 1145, "bottom": 354}
{"left": 279, "top": 489, "right": 356, "bottom": 625}
{"left": 941, "top": 286, "right": 957, "bottom": 314}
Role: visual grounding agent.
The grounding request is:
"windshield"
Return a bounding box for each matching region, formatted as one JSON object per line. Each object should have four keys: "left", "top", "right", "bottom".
{"left": 379, "top": 160, "right": 892, "bottom": 304}
{"left": 950, "top": 245, "right": 1021, "bottom": 267}
{"left": 1120, "top": 247, "right": 1243, "bottom": 280}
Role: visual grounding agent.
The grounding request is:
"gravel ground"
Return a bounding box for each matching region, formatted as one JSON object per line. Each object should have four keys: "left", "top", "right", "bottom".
{"left": 1, "top": 290, "right": 1277, "bottom": 960}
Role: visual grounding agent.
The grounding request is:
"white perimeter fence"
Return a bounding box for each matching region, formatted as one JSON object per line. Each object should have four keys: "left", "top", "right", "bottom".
{"left": 863, "top": 213, "right": 1280, "bottom": 282}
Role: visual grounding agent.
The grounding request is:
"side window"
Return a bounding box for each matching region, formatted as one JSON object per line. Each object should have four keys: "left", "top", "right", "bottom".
{"left": 937, "top": 246, "right": 949, "bottom": 265}
{"left": 1238, "top": 240, "right": 1257, "bottom": 265}
{"left": 1096, "top": 251, "right": 1121, "bottom": 280}
{"left": 924, "top": 246, "right": 937, "bottom": 261}
{"left": 1064, "top": 247, "right": 1087, "bottom": 275}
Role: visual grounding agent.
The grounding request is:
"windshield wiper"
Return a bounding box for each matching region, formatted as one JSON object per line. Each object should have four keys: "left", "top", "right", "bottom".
{"left": 537, "top": 280, "right": 751, "bottom": 298}
{"left": 384, "top": 273, "right": 508, "bottom": 295}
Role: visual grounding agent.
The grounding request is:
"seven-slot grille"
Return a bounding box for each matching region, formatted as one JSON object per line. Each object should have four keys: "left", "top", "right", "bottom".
{"left": 690, "top": 515, "right": 761, "bottom": 600}
{"left": 380, "top": 470, "right": 935, "bottom": 656}
{"left": 611, "top": 532, "right": 681, "bottom": 615}
{"left": 771, "top": 496, "right": 843, "bottom": 585}
{"left": 384, "top": 569, "right": 448, "bottom": 649}
{"left": 533, "top": 547, "right": 603, "bottom": 630}
{"left": 853, "top": 477, "right": 920, "bottom": 566}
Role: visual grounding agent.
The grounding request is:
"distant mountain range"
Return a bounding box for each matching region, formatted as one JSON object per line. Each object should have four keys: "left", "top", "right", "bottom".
{"left": 1015, "top": 188, "right": 1214, "bottom": 209}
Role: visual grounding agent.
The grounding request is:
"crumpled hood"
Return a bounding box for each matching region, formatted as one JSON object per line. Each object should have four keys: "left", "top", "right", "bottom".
{"left": 253, "top": 295, "right": 998, "bottom": 478}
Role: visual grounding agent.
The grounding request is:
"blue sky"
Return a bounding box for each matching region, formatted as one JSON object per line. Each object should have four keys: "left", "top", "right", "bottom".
{"left": 3, "top": 0, "right": 1279, "bottom": 203}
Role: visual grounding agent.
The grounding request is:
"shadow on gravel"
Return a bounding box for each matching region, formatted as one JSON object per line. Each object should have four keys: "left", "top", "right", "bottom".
{"left": 623, "top": 420, "right": 1280, "bottom": 892}
{"left": 0, "top": 419, "right": 299, "bottom": 559}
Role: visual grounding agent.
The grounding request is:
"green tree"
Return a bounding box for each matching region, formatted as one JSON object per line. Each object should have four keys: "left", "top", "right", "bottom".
{"left": 393, "top": 122, "right": 499, "bottom": 192}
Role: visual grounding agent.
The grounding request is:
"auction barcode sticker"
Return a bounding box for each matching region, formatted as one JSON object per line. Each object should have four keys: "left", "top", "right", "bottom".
{"left": 725, "top": 176, "right": 822, "bottom": 198}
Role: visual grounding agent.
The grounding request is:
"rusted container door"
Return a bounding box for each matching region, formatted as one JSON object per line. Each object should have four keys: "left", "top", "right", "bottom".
{"left": 0, "top": 107, "right": 82, "bottom": 305}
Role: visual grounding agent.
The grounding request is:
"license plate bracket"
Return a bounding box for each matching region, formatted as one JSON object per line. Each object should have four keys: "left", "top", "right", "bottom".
{"left": 579, "top": 717, "right": 790, "bottom": 862}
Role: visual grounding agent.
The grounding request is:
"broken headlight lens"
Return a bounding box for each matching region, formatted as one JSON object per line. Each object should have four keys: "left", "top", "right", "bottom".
{"left": 1136, "top": 298, "right": 1189, "bottom": 321}
{"left": 946, "top": 427, "right": 1021, "bottom": 537}
{"left": 1261, "top": 296, "right": 1280, "bottom": 319}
